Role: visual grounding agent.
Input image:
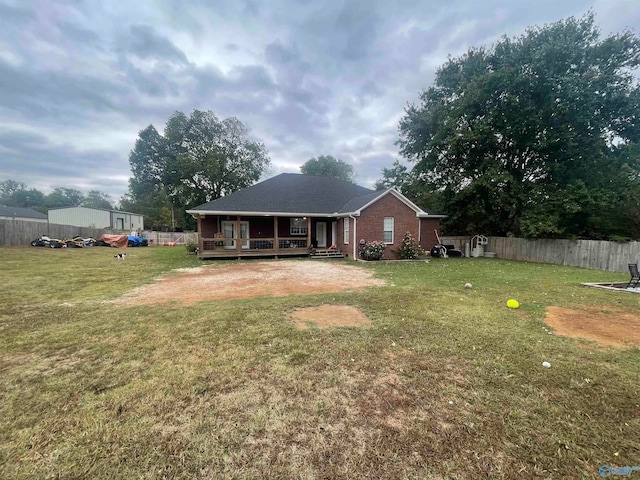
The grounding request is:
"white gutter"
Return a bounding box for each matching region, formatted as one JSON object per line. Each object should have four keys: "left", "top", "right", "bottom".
{"left": 350, "top": 214, "right": 358, "bottom": 260}
{"left": 186, "top": 208, "right": 446, "bottom": 219}
{"left": 186, "top": 209, "right": 337, "bottom": 217}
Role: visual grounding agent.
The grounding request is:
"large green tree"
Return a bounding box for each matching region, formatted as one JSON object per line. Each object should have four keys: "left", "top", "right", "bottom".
{"left": 122, "top": 125, "right": 170, "bottom": 228}
{"left": 124, "top": 110, "right": 270, "bottom": 229}
{"left": 375, "top": 160, "right": 445, "bottom": 214}
{"left": 82, "top": 190, "right": 114, "bottom": 210}
{"left": 0, "top": 180, "right": 46, "bottom": 212}
{"left": 375, "top": 160, "right": 410, "bottom": 191}
{"left": 300, "top": 155, "right": 354, "bottom": 182}
{"left": 0, "top": 180, "right": 27, "bottom": 199}
{"left": 397, "top": 13, "right": 640, "bottom": 239}
{"left": 45, "top": 188, "right": 85, "bottom": 209}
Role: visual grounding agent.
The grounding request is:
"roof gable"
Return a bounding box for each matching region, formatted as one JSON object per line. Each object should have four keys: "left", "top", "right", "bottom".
{"left": 353, "top": 189, "right": 422, "bottom": 216}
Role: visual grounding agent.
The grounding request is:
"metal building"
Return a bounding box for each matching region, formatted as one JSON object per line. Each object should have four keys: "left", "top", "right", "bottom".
{"left": 0, "top": 205, "right": 48, "bottom": 223}
{"left": 48, "top": 207, "right": 144, "bottom": 231}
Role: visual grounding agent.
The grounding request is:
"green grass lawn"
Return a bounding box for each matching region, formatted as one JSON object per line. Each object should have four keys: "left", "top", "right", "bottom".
{"left": 0, "top": 246, "right": 638, "bottom": 479}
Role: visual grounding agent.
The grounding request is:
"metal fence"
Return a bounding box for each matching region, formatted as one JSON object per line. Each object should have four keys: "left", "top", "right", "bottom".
{"left": 141, "top": 231, "right": 199, "bottom": 246}
{"left": 441, "top": 235, "right": 640, "bottom": 273}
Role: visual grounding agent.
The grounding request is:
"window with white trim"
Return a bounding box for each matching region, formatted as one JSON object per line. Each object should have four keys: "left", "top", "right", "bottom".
{"left": 383, "top": 217, "right": 394, "bottom": 244}
{"left": 290, "top": 217, "right": 308, "bottom": 235}
{"left": 343, "top": 218, "right": 349, "bottom": 244}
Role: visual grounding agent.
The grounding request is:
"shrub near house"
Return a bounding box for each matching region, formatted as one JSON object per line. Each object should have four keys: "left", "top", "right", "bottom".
{"left": 397, "top": 232, "right": 424, "bottom": 259}
{"left": 358, "top": 240, "right": 386, "bottom": 261}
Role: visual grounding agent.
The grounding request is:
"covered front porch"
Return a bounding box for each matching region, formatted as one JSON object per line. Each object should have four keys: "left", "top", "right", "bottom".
{"left": 196, "top": 214, "right": 338, "bottom": 259}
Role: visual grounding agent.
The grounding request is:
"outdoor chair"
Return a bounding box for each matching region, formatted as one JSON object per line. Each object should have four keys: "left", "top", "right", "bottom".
{"left": 627, "top": 263, "right": 640, "bottom": 289}
{"left": 213, "top": 232, "right": 225, "bottom": 247}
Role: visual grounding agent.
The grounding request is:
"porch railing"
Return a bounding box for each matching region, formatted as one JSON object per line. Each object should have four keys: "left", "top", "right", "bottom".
{"left": 201, "top": 237, "right": 308, "bottom": 252}
{"left": 278, "top": 237, "right": 308, "bottom": 249}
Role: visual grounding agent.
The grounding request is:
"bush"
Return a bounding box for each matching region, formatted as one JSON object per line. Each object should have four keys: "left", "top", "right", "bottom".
{"left": 185, "top": 242, "right": 198, "bottom": 253}
{"left": 398, "top": 232, "right": 424, "bottom": 259}
{"left": 609, "top": 235, "right": 631, "bottom": 243}
{"left": 358, "top": 240, "right": 386, "bottom": 261}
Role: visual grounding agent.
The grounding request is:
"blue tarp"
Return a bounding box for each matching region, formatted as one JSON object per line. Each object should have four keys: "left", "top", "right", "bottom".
{"left": 127, "top": 235, "right": 143, "bottom": 246}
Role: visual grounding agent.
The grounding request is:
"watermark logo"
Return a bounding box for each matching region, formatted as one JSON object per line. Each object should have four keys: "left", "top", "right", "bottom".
{"left": 600, "top": 465, "right": 640, "bottom": 477}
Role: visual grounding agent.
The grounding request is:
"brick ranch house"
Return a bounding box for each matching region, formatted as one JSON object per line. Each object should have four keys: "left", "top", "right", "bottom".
{"left": 186, "top": 173, "right": 445, "bottom": 260}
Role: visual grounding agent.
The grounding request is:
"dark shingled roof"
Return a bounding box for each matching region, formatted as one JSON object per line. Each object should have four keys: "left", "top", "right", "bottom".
{"left": 188, "top": 173, "right": 378, "bottom": 214}
{"left": 337, "top": 190, "right": 384, "bottom": 214}
{"left": 0, "top": 205, "right": 47, "bottom": 219}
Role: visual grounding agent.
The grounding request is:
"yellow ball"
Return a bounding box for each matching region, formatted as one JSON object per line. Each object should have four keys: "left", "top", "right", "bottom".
{"left": 507, "top": 299, "right": 520, "bottom": 309}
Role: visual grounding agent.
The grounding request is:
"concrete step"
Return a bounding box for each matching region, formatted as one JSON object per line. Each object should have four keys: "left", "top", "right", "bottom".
{"left": 310, "top": 249, "right": 345, "bottom": 259}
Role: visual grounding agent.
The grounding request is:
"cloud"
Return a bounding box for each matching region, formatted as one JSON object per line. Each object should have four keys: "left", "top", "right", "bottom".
{"left": 0, "top": 129, "right": 130, "bottom": 196}
{"left": 0, "top": 2, "right": 35, "bottom": 25}
{"left": 0, "top": 60, "right": 121, "bottom": 120}
{"left": 0, "top": 0, "right": 635, "bottom": 201}
{"left": 57, "top": 21, "right": 102, "bottom": 47}
{"left": 123, "top": 25, "right": 190, "bottom": 65}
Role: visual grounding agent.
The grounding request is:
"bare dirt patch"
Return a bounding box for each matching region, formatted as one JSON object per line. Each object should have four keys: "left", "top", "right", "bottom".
{"left": 116, "top": 260, "right": 385, "bottom": 306}
{"left": 545, "top": 306, "right": 640, "bottom": 348}
{"left": 291, "top": 305, "right": 371, "bottom": 329}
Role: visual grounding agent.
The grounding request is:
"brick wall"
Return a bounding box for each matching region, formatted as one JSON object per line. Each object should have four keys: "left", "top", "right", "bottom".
{"left": 278, "top": 218, "right": 291, "bottom": 237}
{"left": 249, "top": 217, "right": 274, "bottom": 238}
{"left": 200, "top": 216, "right": 218, "bottom": 237}
{"left": 357, "top": 192, "right": 420, "bottom": 260}
{"left": 419, "top": 218, "right": 441, "bottom": 251}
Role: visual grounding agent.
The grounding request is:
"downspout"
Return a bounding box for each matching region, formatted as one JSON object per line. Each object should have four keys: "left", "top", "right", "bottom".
{"left": 350, "top": 214, "right": 357, "bottom": 260}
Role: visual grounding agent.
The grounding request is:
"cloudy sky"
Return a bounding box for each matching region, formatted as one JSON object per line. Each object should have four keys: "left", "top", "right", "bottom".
{"left": 0, "top": 0, "right": 638, "bottom": 204}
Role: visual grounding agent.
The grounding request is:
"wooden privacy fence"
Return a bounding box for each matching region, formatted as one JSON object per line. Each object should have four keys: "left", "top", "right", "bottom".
{"left": 0, "top": 220, "right": 109, "bottom": 247}
{"left": 441, "top": 235, "right": 640, "bottom": 273}
{"left": 0, "top": 221, "right": 200, "bottom": 247}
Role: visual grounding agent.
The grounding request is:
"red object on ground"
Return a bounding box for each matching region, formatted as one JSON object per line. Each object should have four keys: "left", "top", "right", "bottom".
{"left": 100, "top": 234, "right": 129, "bottom": 248}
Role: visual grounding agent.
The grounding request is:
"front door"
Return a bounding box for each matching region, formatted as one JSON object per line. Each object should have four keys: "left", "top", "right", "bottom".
{"left": 316, "top": 222, "right": 327, "bottom": 248}
{"left": 221, "top": 221, "right": 250, "bottom": 249}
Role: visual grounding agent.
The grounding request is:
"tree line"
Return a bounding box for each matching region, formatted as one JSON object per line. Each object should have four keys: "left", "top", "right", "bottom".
{"left": 0, "top": 180, "right": 114, "bottom": 213}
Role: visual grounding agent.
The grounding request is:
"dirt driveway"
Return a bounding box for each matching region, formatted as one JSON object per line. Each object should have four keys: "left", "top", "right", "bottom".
{"left": 116, "top": 260, "right": 385, "bottom": 305}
